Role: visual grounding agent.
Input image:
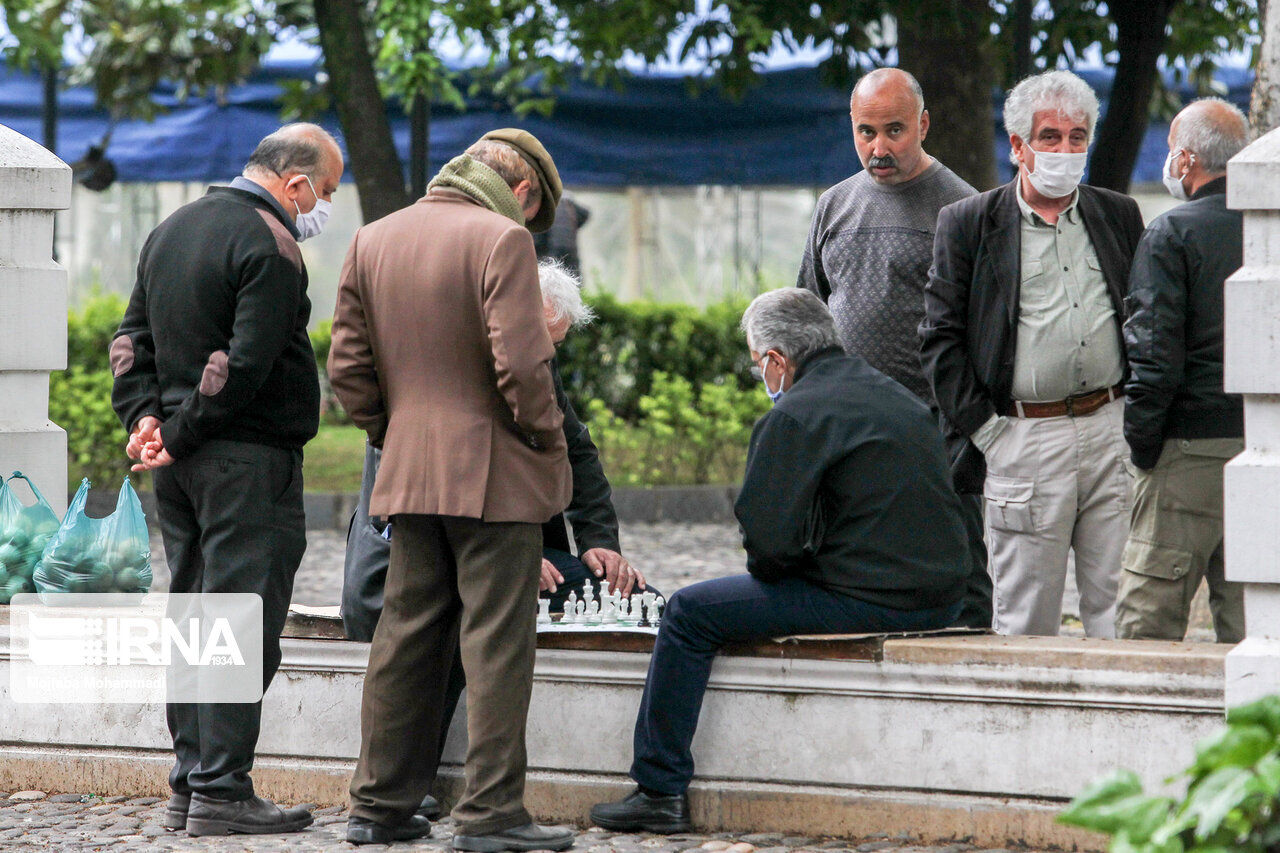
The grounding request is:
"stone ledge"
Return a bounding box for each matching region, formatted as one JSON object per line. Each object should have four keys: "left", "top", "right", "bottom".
{"left": 0, "top": 124, "right": 72, "bottom": 210}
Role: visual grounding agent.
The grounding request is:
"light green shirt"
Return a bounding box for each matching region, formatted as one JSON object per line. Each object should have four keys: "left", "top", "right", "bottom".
{"left": 1008, "top": 182, "right": 1124, "bottom": 403}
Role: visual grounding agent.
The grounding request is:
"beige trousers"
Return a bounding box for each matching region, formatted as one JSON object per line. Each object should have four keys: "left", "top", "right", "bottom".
{"left": 1115, "top": 437, "right": 1244, "bottom": 644}
{"left": 983, "top": 398, "right": 1131, "bottom": 637}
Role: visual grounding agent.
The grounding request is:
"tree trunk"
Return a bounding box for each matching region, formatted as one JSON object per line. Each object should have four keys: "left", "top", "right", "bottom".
{"left": 1251, "top": 0, "right": 1280, "bottom": 139}
{"left": 313, "top": 0, "right": 410, "bottom": 222}
{"left": 897, "top": 0, "right": 999, "bottom": 190}
{"left": 1086, "top": 0, "right": 1174, "bottom": 193}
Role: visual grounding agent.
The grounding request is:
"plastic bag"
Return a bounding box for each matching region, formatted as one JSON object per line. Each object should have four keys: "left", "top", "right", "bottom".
{"left": 34, "top": 478, "right": 152, "bottom": 596}
{"left": 0, "top": 472, "right": 62, "bottom": 604}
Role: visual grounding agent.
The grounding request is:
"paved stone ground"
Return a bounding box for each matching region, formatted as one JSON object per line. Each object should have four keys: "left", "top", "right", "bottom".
{"left": 0, "top": 792, "right": 1058, "bottom": 852}
{"left": 149, "top": 521, "right": 1217, "bottom": 641}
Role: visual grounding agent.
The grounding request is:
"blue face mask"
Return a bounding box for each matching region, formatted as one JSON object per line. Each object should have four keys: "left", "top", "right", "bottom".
{"left": 759, "top": 354, "right": 786, "bottom": 404}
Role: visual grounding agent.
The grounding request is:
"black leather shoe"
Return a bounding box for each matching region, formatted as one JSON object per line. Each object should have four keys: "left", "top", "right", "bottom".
{"left": 164, "top": 793, "right": 190, "bottom": 831}
{"left": 185, "top": 793, "right": 313, "bottom": 836}
{"left": 417, "top": 793, "right": 442, "bottom": 818}
{"left": 347, "top": 814, "right": 432, "bottom": 845}
{"left": 590, "top": 787, "right": 692, "bottom": 834}
{"left": 452, "top": 821, "right": 575, "bottom": 852}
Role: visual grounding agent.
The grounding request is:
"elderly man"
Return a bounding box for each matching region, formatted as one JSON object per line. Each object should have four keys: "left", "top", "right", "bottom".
{"left": 1116, "top": 99, "right": 1249, "bottom": 643}
{"left": 111, "top": 123, "right": 343, "bottom": 835}
{"left": 590, "top": 289, "right": 967, "bottom": 833}
{"left": 328, "top": 130, "right": 575, "bottom": 849}
{"left": 798, "top": 67, "right": 989, "bottom": 628}
{"left": 920, "top": 70, "right": 1145, "bottom": 638}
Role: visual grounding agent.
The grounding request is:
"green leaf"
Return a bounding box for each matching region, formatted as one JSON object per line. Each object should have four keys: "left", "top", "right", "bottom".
{"left": 1227, "top": 696, "right": 1280, "bottom": 738}
{"left": 1181, "top": 766, "right": 1259, "bottom": 840}
{"left": 1060, "top": 770, "right": 1173, "bottom": 841}
{"left": 1190, "top": 725, "right": 1275, "bottom": 776}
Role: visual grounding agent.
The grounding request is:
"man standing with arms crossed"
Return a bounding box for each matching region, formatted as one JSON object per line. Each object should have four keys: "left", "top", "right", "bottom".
{"left": 1117, "top": 98, "right": 1249, "bottom": 643}
{"left": 112, "top": 122, "right": 343, "bottom": 835}
{"left": 328, "top": 129, "right": 575, "bottom": 849}
{"left": 798, "top": 67, "right": 990, "bottom": 628}
{"left": 921, "top": 70, "right": 1145, "bottom": 637}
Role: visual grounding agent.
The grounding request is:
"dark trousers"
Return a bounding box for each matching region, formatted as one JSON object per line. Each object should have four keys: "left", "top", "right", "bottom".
{"left": 953, "top": 493, "right": 993, "bottom": 629}
{"left": 349, "top": 514, "right": 541, "bottom": 836}
{"left": 629, "top": 574, "right": 961, "bottom": 795}
{"left": 153, "top": 440, "right": 306, "bottom": 801}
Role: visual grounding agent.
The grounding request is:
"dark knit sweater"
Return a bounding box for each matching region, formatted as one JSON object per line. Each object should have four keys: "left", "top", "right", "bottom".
{"left": 111, "top": 185, "right": 320, "bottom": 458}
{"left": 798, "top": 160, "right": 975, "bottom": 402}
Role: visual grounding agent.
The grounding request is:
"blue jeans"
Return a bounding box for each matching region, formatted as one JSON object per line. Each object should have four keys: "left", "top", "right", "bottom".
{"left": 630, "top": 573, "right": 961, "bottom": 795}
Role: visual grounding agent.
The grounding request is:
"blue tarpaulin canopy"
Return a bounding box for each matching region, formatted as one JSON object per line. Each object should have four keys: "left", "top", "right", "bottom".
{"left": 0, "top": 58, "right": 1255, "bottom": 187}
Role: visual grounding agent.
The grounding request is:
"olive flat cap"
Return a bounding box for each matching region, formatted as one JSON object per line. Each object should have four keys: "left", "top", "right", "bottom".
{"left": 480, "top": 127, "right": 563, "bottom": 232}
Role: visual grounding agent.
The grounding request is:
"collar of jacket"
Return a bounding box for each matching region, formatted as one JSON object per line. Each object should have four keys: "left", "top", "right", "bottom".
{"left": 224, "top": 177, "right": 301, "bottom": 239}
{"left": 1192, "top": 175, "right": 1228, "bottom": 201}
{"left": 792, "top": 346, "right": 846, "bottom": 384}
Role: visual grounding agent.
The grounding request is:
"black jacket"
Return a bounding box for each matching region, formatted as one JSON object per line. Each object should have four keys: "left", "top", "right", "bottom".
{"left": 111, "top": 186, "right": 320, "bottom": 457}
{"left": 734, "top": 348, "right": 967, "bottom": 611}
{"left": 919, "top": 180, "right": 1145, "bottom": 492}
{"left": 1123, "top": 177, "right": 1243, "bottom": 469}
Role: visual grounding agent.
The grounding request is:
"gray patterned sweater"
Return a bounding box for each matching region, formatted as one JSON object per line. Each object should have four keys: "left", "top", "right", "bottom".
{"left": 797, "top": 160, "right": 975, "bottom": 403}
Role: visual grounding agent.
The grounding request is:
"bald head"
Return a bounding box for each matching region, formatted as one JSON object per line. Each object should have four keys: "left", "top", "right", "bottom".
{"left": 243, "top": 122, "right": 344, "bottom": 229}
{"left": 1170, "top": 98, "right": 1247, "bottom": 175}
{"left": 848, "top": 68, "right": 932, "bottom": 185}
{"left": 851, "top": 68, "right": 925, "bottom": 116}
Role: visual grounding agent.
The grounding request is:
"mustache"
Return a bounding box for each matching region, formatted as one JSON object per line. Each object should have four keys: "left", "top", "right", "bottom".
{"left": 867, "top": 155, "right": 897, "bottom": 170}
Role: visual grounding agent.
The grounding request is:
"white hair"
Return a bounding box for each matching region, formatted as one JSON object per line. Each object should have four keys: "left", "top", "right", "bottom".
{"left": 538, "top": 259, "right": 595, "bottom": 327}
{"left": 740, "top": 289, "right": 841, "bottom": 363}
{"left": 1173, "top": 97, "right": 1248, "bottom": 173}
{"left": 1003, "top": 70, "right": 1099, "bottom": 164}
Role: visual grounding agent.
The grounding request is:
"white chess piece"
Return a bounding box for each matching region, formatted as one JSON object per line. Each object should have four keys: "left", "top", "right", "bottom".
{"left": 583, "top": 581, "right": 596, "bottom": 607}
{"left": 537, "top": 599, "right": 551, "bottom": 625}
{"left": 640, "top": 591, "right": 656, "bottom": 624}
{"left": 577, "top": 599, "right": 588, "bottom": 622}
{"left": 652, "top": 596, "right": 665, "bottom": 627}
{"left": 564, "top": 591, "right": 578, "bottom": 624}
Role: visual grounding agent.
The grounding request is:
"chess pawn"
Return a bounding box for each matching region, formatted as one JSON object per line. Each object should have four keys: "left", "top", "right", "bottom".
{"left": 617, "top": 598, "right": 630, "bottom": 621}
{"left": 639, "top": 591, "right": 656, "bottom": 626}
{"left": 537, "top": 598, "right": 552, "bottom": 625}
{"left": 652, "top": 596, "right": 665, "bottom": 627}
{"left": 564, "top": 591, "right": 578, "bottom": 624}
{"left": 577, "top": 599, "right": 588, "bottom": 622}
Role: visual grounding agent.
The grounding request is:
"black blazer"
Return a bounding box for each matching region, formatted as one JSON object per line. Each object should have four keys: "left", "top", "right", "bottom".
{"left": 919, "top": 179, "right": 1145, "bottom": 492}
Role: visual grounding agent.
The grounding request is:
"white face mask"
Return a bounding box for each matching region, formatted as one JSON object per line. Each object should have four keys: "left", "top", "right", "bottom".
{"left": 292, "top": 174, "right": 330, "bottom": 241}
{"left": 1162, "top": 148, "right": 1191, "bottom": 202}
{"left": 1024, "top": 148, "right": 1087, "bottom": 199}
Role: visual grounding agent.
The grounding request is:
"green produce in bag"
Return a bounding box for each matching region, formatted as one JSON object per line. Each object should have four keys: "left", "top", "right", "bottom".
{"left": 0, "top": 472, "right": 61, "bottom": 605}
{"left": 34, "top": 478, "right": 153, "bottom": 598}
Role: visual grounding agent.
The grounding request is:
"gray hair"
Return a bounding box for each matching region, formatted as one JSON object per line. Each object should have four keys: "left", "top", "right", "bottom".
{"left": 1172, "top": 97, "right": 1248, "bottom": 173}
{"left": 851, "top": 67, "right": 925, "bottom": 116}
{"left": 538, "top": 259, "right": 595, "bottom": 327}
{"left": 1003, "top": 70, "right": 1099, "bottom": 164}
{"left": 740, "top": 289, "right": 841, "bottom": 363}
{"left": 467, "top": 139, "right": 542, "bottom": 206}
{"left": 244, "top": 123, "right": 340, "bottom": 179}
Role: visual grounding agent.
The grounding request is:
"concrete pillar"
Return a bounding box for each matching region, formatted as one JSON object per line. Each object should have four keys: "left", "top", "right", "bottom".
{"left": 0, "top": 125, "right": 71, "bottom": 516}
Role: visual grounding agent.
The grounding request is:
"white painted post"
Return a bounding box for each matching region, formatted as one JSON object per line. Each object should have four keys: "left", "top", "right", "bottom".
{"left": 0, "top": 125, "right": 71, "bottom": 516}
{"left": 1223, "top": 128, "right": 1280, "bottom": 705}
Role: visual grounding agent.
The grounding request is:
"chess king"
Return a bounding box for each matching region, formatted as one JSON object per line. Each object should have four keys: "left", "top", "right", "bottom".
{"left": 590, "top": 288, "right": 969, "bottom": 832}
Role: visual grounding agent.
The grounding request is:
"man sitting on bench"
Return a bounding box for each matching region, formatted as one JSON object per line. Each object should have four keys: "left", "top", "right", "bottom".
{"left": 590, "top": 288, "right": 969, "bottom": 833}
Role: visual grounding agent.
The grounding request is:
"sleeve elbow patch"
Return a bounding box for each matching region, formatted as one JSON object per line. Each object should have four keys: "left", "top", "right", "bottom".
{"left": 109, "top": 336, "right": 135, "bottom": 377}
{"left": 199, "top": 350, "right": 230, "bottom": 396}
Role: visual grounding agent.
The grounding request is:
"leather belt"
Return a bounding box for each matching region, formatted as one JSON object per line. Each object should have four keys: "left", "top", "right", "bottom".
{"left": 1004, "top": 384, "right": 1123, "bottom": 419}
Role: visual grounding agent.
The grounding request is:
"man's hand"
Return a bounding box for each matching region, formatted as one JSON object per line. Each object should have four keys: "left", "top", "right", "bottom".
{"left": 131, "top": 437, "right": 176, "bottom": 472}
{"left": 539, "top": 558, "right": 565, "bottom": 593}
{"left": 126, "top": 416, "right": 163, "bottom": 461}
{"left": 582, "top": 548, "right": 645, "bottom": 597}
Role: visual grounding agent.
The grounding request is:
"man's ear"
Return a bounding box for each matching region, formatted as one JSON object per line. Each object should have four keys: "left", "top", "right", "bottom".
{"left": 919, "top": 109, "right": 930, "bottom": 141}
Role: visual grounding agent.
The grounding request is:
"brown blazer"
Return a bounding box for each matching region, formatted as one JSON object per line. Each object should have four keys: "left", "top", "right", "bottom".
{"left": 328, "top": 189, "right": 571, "bottom": 523}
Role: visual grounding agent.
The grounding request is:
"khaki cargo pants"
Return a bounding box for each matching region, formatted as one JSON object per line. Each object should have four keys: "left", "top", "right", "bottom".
{"left": 1115, "top": 437, "right": 1245, "bottom": 643}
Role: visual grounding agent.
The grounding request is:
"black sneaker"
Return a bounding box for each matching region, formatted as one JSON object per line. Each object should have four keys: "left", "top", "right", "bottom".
{"left": 164, "top": 793, "right": 190, "bottom": 831}
{"left": 184, "top": 793, "right": 313, "bottom": 836}
{"left": 417, "top": 793, "right": 442, "bottom": 818}
{"left": 452, "top": 821, "right": 575, "bottom": 852}
{"left": 347, "top": 814, "right": 433, "bottom": 845}
{"left": 590, "top": 787, "right": 692, "bottom": 834}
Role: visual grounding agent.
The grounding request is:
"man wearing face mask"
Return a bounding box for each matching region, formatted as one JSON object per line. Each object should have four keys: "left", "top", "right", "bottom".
{"left": 1116, "top": 98, "right": 1248, "bottom": 643}
{"left": 111, "top": 123, "right": 343, "bottom": 835}
{"left": 590, "top": 288, "right": 966, "bottom": 833}
{"left": 920, "top": 70, "right": 1145, "bottom": 638}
